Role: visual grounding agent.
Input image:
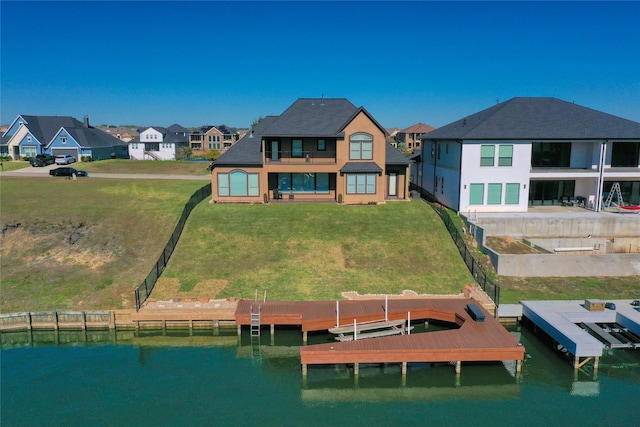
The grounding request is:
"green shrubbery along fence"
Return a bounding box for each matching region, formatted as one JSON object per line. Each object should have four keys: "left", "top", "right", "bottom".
{"left": 134, "top": 183, "right": 212, "bottom": 310}
{"left": 410, "top": 184, "right": 500, "bottom": 305}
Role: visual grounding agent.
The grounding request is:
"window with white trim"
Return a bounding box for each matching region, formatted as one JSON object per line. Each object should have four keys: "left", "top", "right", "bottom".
{"left": 349, "top": 133, "right": 373, "bottom": 160}
{"left": 346, "top": 173, "right": 376, "bottom": 194}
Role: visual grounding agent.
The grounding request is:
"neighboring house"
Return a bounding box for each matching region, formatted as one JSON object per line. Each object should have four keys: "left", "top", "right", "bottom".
{"left": 415, "top": 97, "right": 640, "bottom": 213}
{"left": 1, "top": 115, "right": 129, "bottom": 161}
{"left": 190, "top": 125, "right": 240, "bottom": 156}
{"left": 98, "top": 126, "right": 139, "bottom": 143}
{"left": 209, "top": 98, "right": 412, "bottom": 204}
{"left": 130, "top": 124, "right": 190, "bottom": 160}
{"left": 396, "top": 123, "right": 436, "bottom": 153}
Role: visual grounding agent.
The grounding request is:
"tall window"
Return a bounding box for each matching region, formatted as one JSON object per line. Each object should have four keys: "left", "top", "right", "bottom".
{"left": 531, "top": 142, "right": 571, "bottom": 167}
{"left": 480, "top": 145, "right": 495, "bottom": 166}
{"left": 292, "top": 139, "right": 303, "bottom": 157}
{"left": 611, "top": 142, "right": 640, "bottom": 167}
{"left": 277, "top": 173, "right": 329, "bottom": 194}
{"left": 218, "top": 171, "right": 259, "bottom": 196}
{"left": 505, "top": 183, "right": 520, "bottom": 204}
{"left": 350, "top": 133, "right": 373, "bottom": 160}
{"left": 346, "top": 174, "right": 376, "bottom": 194}
{"left": 317, "top": 139, "right": 326, "bottom": 151}
{"left": 487, "top": 183, "right": 502, "bottom": 204}
{"left": 498, "top": 145, "right": 513, "bottom": 166}
{"left": 469, "top": 183, "right": 484, "bottom": 205}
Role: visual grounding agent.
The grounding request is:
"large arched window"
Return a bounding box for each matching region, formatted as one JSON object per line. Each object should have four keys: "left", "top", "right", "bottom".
{"left": 218, "top": 170, "right": 259, "bottom": 196}
{"left": 349, "top": 133, "right": 373, "bottom": 160}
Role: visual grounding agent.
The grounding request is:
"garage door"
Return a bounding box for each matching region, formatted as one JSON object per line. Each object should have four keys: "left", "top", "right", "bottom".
{"left": 51, "top": 148, "right": 79, "bottom": 159}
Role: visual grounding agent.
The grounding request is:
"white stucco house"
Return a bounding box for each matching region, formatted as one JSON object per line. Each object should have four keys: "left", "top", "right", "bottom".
{"left": 129, "top": 124, "right": 189, "bottom": 160}
{"left": 415, "top": 97, "right": 640, "bottom": 213}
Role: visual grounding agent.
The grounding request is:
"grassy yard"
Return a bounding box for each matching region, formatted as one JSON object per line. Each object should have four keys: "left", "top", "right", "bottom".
{"left": 2, "top": 175, "right": 637, "bottom": 312}
{"left": 158, "top": 200, "right": 474, "bottom": 301}
{"left": 498, "top": 276, "right": 640, "bottom": 303}
{"left": 1, "top": 161, "right": 31, "bottom": 172}
{"left": 0, "top": 177, "right": 205, "bottom": 312}
{"left": 80, "top": 159, "right": 210, "bottom": 175}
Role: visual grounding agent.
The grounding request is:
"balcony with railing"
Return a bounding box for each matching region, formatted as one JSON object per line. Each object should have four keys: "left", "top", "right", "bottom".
{"left": 266, "top": 150, "right": 337, "bottom": 164}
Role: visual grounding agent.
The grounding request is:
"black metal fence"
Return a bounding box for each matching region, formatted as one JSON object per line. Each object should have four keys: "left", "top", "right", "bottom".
{"left": 410, "top": 184, "right": 500, "bottom": 305}
{"left": 134, "top": 183, "right": 212, "bottom": 310}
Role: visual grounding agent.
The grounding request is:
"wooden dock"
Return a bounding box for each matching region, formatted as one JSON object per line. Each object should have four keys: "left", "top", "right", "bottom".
{"left": 235, "top": 298, "right": 525, "bottom": 375}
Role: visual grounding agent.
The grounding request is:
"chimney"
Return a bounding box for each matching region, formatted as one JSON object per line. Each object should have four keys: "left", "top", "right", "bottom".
{"left": 83, "top": 115, "right": 90, "bottom": 127}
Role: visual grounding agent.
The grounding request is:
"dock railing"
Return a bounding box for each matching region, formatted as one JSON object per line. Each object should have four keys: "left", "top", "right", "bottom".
{"left": 134, "top": 183, "right": 212, "bottom": 310}
{"left": 410, "top": 184, "right": 500, "bottom": 306}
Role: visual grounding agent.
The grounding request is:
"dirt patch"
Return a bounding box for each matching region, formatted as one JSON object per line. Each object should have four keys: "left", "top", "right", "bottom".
{"left": 485, "top": 236, "right": 539, "bottom": 254}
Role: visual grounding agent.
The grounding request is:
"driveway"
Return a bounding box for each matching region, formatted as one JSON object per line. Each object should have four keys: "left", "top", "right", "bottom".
{"left": 1, "top": 164, "right": 210, "bottom": 181}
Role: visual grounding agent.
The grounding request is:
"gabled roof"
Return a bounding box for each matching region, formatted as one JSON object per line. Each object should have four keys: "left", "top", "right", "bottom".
{"left": 421, "top": 97, "right": 640, "bottom": 141}
{"left": 4, "top": 115, "right": 128, "bottom": 149}
{"left": 167, "top": 124, "right": 189, "bottom": 134}
{"left": 213, "top": 98, "right": 409, "bottom": 167}
{"left": 213, "top": 116, "right": 279, "bottom": 166}
{"left": 144, "top": 125, "right": 189, "bottom": 143}
{"left": 217, "top": 124, "right": 238, "bottom": 136}
{"left": 386, "top": 143, "right": 413, "bottom": 165}
{"left": 262, "top": 98, "right": 358, "bottom": 137}
{"left": 400, "top": 122, "right": 435, "bottom": 134}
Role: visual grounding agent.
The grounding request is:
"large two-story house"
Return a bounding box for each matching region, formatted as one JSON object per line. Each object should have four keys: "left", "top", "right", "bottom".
{"left": 1, "top": 115, "right": 129, "bottom": 161}
{"left": 209, "top": 98, "right": 412, "bottom": 204}
{"left": 130, "top": 124, "right": 190, "bottom": 160}
{"left": 190, "top": 125, "right": 240, "bottom": 156}
{"left": 415, "top": 97, "right": 640, "bottom": 213}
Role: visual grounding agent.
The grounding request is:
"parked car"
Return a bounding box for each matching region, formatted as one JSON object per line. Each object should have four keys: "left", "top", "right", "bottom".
{"left": 49, "top": 167, "right": 88, "bottom": 177}
{"left": 55, "top": 155, "right": 76, "bottom": 165}
{"left": 30, "top": 154, "right": 56, "bottom": 167}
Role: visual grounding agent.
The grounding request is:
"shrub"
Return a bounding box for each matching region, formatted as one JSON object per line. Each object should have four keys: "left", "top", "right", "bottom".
{"left": 81, "top": 155, "right": 93, "bottom": 162}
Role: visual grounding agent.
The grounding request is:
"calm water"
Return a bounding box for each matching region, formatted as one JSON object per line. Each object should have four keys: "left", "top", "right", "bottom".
{"left": 1, "top": 325, "right": 639, "bottom": 427}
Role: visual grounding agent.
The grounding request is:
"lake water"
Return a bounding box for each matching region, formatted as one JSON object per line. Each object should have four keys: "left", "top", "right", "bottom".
{"left": 1, "top": 325, "right": 639, "bottom": 427}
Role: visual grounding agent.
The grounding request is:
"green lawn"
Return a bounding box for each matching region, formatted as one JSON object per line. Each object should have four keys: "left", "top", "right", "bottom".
{"left": 0, "top": 161, "right": 31, "bottom": 172}
{"left": 0, "top": 177, "right": 205, "bottom": 312}
{"left": 80, "top": 159, "right": 210, "bottom": 175}
{"left": 159, "top": 200, "right": 474, "bottom": 301}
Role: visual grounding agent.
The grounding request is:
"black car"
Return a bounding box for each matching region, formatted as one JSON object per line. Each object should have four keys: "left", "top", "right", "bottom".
{"left": 49, "top": 167, "right": 88, "bottom": 177}
{"left": 30, "top": 154, "right": 56, "bottom": 167}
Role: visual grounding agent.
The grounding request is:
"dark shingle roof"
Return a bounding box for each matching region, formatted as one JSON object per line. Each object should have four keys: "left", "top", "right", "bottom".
{"left": 386, "top": 143, "right": 412, "bottom": 165}
{"left": 421, "top": 97, "right": 640, "bottom": 140}
{"left": 7, "top": 115, "right": 128, "bottom": 149}
{"left": 213, "top": 116, "right": 279, "bottom": 166}
{"left": 340, "top": 162, "right": 383, "bottom": 174}
{"left": 262, "top": 98, "right": 358, "bottom": 137}
{"left": 213, "top": 99, "right": 410, "bottom": 168}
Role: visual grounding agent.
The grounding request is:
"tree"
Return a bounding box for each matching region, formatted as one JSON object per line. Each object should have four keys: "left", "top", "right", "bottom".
{"left": 175, "top": 146, "right": 192, "bottom": 161}
{"left": 203, "top": 148, "right": 221, "bottom": 160}
{"left": 251, "top": 116, "right": 264, "bottom": 128}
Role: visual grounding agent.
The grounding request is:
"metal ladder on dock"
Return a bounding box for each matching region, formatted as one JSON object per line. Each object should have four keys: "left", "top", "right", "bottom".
{"left": 250, "top": 305, "right": 262, "bottom": 363}
{"left": 250, "top": 305, "right": 261, "bottom": 337}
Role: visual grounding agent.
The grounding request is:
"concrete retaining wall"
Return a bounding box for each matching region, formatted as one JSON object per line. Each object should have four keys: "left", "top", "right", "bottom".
{"left": 492, "top": 252, "right": 640, "bottom": 277}
{"left": 474, "top": 216, "right": 640, "bottom": 238}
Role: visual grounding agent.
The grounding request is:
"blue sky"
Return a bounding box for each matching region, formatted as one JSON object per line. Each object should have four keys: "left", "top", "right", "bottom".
{"left": 2, "top": 1, "right": 639, "bottom": 129}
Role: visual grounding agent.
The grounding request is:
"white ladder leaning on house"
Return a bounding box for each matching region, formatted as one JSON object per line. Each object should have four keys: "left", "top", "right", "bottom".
{"left": 603, "top": 182, "right": 624, "bottom": 209}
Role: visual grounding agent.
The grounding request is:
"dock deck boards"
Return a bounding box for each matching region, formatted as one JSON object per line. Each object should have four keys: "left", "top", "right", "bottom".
{"left": 235, "top": 299, "right": 524, "bottom": 366}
